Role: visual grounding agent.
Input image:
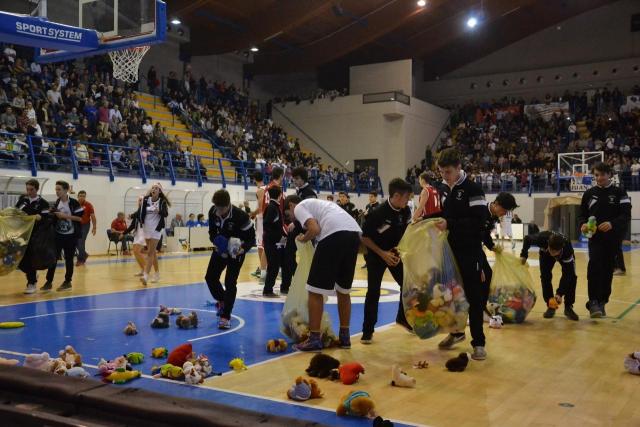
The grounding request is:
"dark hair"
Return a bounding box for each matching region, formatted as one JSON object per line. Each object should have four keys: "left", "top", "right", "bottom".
{"left": 197, "top": 214, "right": 204, "bottom": 220}
{"left": 388, "top": 178, "right": 412, "bottom": 197}
{"left": 271, "top": 167, "right": 284, "bottom": 180}
{"left": 292, "top": 167, "right": 308, "bottom": 182}
{"left": 419, "top": 171, "right": 430, "bottom": 182}
{"left": 78, "top": 190, "right": 86, "bottom": 196}
{"left": 592, "top": 162, "right": 611, "bottom": 175}
{"left": 494, "top": 192, "right": 518, "bottom": 211}
{"left": 369, "top": 191, "right": 378, "bottom": 197}
{"left": 548, "top": 233, "right": 565, "bottom": 251}
{"left": 212, "top": 189, "right": 231, "bottom": 207}
{"left": 437, "top": 148, "right": 462, "bottom": 168}
{"left": 25, "top": 178, "right": 39, "bottom": 191}
{"left": 253, "top": 171, "right": 264, "bottom": 182}
{"left": 327, "top": 195, "right": 334, "bottom": 201}
{"left": 338, "top": 191, "right": 347, "bottom": 196}
{"left": 268, "top": 186, "right": 282, "bottom": 200}
{"left": 55, "top": 180, "right": 70, "bottom": 191}
{"left": 284, "top": 194, "right": 302, "bottom": 209}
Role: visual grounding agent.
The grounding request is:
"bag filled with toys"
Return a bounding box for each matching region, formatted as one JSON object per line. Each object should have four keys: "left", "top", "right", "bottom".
{"left": 397, "top": 219, "right": 470, "bottom": 339}
{"left": 488, "top": 251, "right": 537, "bottom": 323}
{"left": 0, "top": 208, "right": 36, "bottom": 276}
{"left": 281, "top": 240, "right": 337, "bottom": 347}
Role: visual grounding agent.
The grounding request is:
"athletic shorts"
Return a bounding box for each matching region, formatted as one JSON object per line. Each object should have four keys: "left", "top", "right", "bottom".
{"left": 306, "top": 231, "right": 360, "bottom": 296}
{"left": 133, "top": 227, "right": 146, "bottom": 246}
{"left": 256, "top": 214, "right": 264, "bottom": 248}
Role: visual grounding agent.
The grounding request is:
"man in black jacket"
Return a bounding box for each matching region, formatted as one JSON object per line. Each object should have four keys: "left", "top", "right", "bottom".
{"left": 578, "top": 162, "right": 631, "bottom": 318}
{"left": 44, "top": 180, "right": 84, "bottom": 292}
{"left": 520, "top": 231, "right": 579, "bottom": 321}
{"left": 205, "top": 189, "right": 256, "bottom": 329}
{"left": 263, "top": 186, "right": 286, "bottom": 297}
{"left": 16, "top": 179, "right": 50, "bottom": 294}
{"left": 361, "top": 178, "right": 413, "bottom": 344}
{"left": 337, "top": 192, "right": 357, "bottom": 218}
{"left": 435, "top": 148, "right": 489, "bottom": 361}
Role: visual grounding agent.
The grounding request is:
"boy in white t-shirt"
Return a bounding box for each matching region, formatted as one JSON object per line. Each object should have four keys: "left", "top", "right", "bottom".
{"left": 284, "top": 196, "right": 361, "bottom": 352}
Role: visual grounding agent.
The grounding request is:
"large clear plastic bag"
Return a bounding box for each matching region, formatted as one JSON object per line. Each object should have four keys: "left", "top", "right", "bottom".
{"left": 488, "top": 252, "right": 537, "bottom": 323}
{"left": 0, "top": 208, "right": 36, "bottom": 276}
{"left": 281, "top": 240, "right": 337, "bottom": 346}
{"left": 397, "top": 219, "right": 469, "bottom": 339}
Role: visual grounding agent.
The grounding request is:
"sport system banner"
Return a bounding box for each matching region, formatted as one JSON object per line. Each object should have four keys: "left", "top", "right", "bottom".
{"left": 524, "top": 102, "right": 570, "bottom": 121}
{"left": 0, "top": 11, "right": 99, "bottom": 52}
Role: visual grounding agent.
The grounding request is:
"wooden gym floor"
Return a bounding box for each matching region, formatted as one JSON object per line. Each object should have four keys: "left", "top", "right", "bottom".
{"left": 0, "top": 244, "right": 639, "bottom": 427}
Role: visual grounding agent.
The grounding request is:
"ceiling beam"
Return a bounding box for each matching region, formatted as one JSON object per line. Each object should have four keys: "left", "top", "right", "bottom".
{"left": 246, "top": 0, "right": 436, "bottom": 75}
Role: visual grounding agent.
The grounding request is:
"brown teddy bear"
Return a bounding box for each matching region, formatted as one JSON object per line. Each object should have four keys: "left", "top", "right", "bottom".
{"left": 176, "top": 312, "right": 198, "bottom": 329}
{"left": 336, "top": 390, "right": 377, "bottom": 418}
{"left": 306, "top": 353, "right": 340, "bottom": 378}
{"left": 286, "top": 376, "right": 323, "bottom": 401}
{"left": 59, "top": 345, "right": 82, "bottom": 369}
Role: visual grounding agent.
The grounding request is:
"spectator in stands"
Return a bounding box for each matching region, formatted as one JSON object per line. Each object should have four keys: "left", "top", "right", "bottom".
{"left": 186, "top": 213, "right": 197, "bottom": 227}
{"left": 512, "top": 213, "right": 523, "bottom": 224}
{"left": 337, "top": 191, "right": 357, "bottom": 218}
{"left": 110, "top": 212, "right": 133, "bottom": 255}
{"left": 1, "top": 106, "right": 17, "bottom": 132}
{"left": 168, "top": 213, "right": 184, "bottom": 236}
{"left": 196, "top": 213, "right": 208, "bottom": 227}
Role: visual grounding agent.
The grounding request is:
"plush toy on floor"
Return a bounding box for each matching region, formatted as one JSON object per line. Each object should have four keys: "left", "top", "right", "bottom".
{"left": 126, "top": 352, "right": 144, "bottom": 365}
{"left": 373, "top": 416, "right": 395, "bottom": 427}
{"left": 66, "top": 366, "right": 90, "bottom": 378}
{"left": 330, "top": 362, "right": 365, "bottom": 385}
{"left": 152, "top": 363, "right": 184, "bottom": 380}
{"left": 124, "top": 321, "right": 138, "bottom": 335}
{"left": 336, "top": 390, "right": 377, "bottom": 418}
{"left": 106, "top": 368, "right": 141, "bottom": 384}
{"left": 0, "top": 356, "right": 19, "bottom": 366}
{"left": 192, "top": 354, "right": 213, "bottom": 377}
{"left": 97, "top": 356, "right": 129, "bottom": 377}
{"left": 151, "top": 347, "right": 168, "bottom": 358}
{"left": 23, "top": 352, "right": 51, "bottom": 371}
{"left": 624, "top": 351, "right": 640, "bottom": 375}
{"left": 306, "top": 353, "right": 340, "bottom": 378}
{"left": 50, "top": 358, "right": 67, "bottom": 375}
{"left": 412, "top": 361, "right": 429, "bottom": 369}
{"left": 489, "top": 315, "right": 504, "bottom": 329}
{"left": 167, "top": 343, "right": 193, "bottom": 367}
{"left": 266, "top": 339, "right": 288, "bottom": 353}
{"left": 445, "top": 353, "right": 469, "bottom": 372}
{"left": 183, "top": 361, "right": 204, "bottom": 384}
{"left": 59, "top": 345, "right": 82, "bottom": 368}
{"left": 229, "top": 358, "right": 248, "bottom": 371}
{"left": 159, "top": 305, "right": 182, "bottom": 316}
{"left": 287, "top": 376, "right": 323, "bottom": 401}
{"left": 151, "top": 312, "right": 170, "bottom": 328}
{"left": 391, "top": 365, "right": 416, "bottom": 388}
{"left": 176, "top": 311, "right": 198, "bottom": 329}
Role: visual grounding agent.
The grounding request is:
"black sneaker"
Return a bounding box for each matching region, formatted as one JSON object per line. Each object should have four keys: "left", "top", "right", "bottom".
{"left": 339, "top": 328, "right": 351, "bottom": 349}
{"left": 56, "top": 281, "right": 72, "bottom": 291}
{"left": 587, "top": 300, "right": 602, "bottom": 318}
{"left": 279, "top": 287, "right": 289, "bottom": 296}
{"left": 360, "top": 332, "right": 373, "bottom": 345}
{"left": 601, "top": 304, "right": 607, "bottom": 317}
{"left": 564, "top": 306, "right": 579, "bottom": 321}
{"left": 262, "top": 291, "right": 279, "bottom": 298}
{"left": 543, "top": 307, "right": 556, "bottom": 318}
{"left": 40, "top": 281, "right": 53, "bottom": 292}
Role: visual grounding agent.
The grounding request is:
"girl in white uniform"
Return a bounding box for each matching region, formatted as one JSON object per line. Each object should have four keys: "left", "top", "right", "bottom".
{"left": 137, "top": 183, "right": 170, "bottom": 285}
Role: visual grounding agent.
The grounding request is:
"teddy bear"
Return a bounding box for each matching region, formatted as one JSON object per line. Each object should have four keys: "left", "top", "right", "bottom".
{"left": 336, "top": 390, "right": 377, "bottom": 418}
{"left": 126, "top": 352, "right": 144, "bottom": 365}
{"left": 192, "top": 354, "right": 213, "bottom": 377}
{"left": 373, "top": 416, "right": 395, "bottom": 427}
{"left": 151, "top": 347, "right": 168, "bottom": 359}
{"left": 391, "top": 364, "right": 416, "bottom": 388}
{"left": 151, "top": 311, "right": 170, "bottom": 328}
{"left": 624, "top": 351, "right": 640, "bottom": 375}
{"left": 306, "top": 353, "right": 340, "bottom": 378}
{"left": 159, "top": 305, "right": 182, "bottom": 316}
{"left": 445, "top": 352, "right": 469, "bottom": 372}
{"left": 66, "top": 366, "right": 90, "bottom": 378}
{"left": 330, "top": 362, "right": 365, "bottom": 385}
{"left": 281, "top": 310, "right": 310, "bottom": 342}
{"left": 152, "top": 363, "right": 184, "bottom": 380}
{"left": 183, "top": 361, "right": 204, "bottom": 384}
{"left": 59, "top": 345, "right": 82, "bottom": 368}
{"left": 167, "top": 343, "right": 193, "bottom": 367}
{"left": 489, "top": 315, "right": 504, "bottom": 329}
{"left": 123, "top": 321, "right": 138, "bottom": 335}
{"left": 23, "top": 352, "right": 52, "bottom": 371}
{"left": 287, "top": 376, "right": 323, "bottom": 401}
{"left": 176, "top": 311, "right": 198, "bottom": 329}
{"left": 97, "top": 356, "right": 129, "bottom": 377}
{"left": 50, "top": 358, "right": 68, "bottom": 375}
{"left": 266, "top": 338, "right": 288, "bottom": 353}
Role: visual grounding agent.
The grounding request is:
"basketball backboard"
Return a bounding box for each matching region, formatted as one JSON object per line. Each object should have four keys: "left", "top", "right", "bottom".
{"left": 32, "top": 0, "right": 165, "bottom": 63}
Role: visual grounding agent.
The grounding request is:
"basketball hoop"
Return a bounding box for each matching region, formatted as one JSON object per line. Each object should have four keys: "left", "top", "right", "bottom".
{"left": 108, "top": 45, "right": 150, "bottom": 83}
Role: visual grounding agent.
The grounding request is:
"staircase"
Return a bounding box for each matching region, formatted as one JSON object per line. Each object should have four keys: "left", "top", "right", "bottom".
{"left": 135, "top": 92, "right": 236, "bottom": 181}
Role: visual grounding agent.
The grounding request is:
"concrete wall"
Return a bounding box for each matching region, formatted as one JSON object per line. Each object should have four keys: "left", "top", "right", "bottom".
{"left": 350, "top": 59, "right": 413, "bottom": 95}
{"left": 249, "top": 72, "right": 319, "bottom": 102}
{"left": 272, "top": 95, "right": 449, "bottom": 187}
{"left": 190, "top": 53, "right": 247, "bottom": 89}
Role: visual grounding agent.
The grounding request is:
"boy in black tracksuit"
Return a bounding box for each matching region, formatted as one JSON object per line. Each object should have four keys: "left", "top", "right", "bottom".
{"left": 435, "top": 148, "right": 489, "bottom": 361}
{"left": 360, "top": 178, "right": 413, "bottom": 344}
{"left": 578, "top": 162, "right": 631, "bottom": 318}
{"left": 520, "top": 231, "right": 579, "bottom": 321}
{"left": 205, "top": 189, "right": 256, "bottom": 329}
{"left": 263, "top": 186, "right": 286, "bottom": 297}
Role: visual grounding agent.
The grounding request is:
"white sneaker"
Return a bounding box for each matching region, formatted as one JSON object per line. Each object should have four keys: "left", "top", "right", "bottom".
{"left": 134, "top": 271, "right": 144, "bottom": 277}
{"left": 471, "top": 346, "right": 487, "bottom": 361}
{"left": 150, "top": 273, "right": 160, "bottom": 283}
{"left": 140, "top": 274, "right": 148, "bottom": 286}
{"left": 23, "top": 283, "right": 36, "bottom": 294}
{"left": 438, "top": 333, "right": 466, "bottom": 349}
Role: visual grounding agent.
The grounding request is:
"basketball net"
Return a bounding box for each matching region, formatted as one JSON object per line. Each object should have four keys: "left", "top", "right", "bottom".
{"left": 108, "top": 46, "right": 150, "bottom": 83}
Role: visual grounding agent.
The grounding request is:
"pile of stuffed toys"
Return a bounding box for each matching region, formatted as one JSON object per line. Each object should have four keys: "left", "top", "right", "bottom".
{"left": 21, "top": 345, "right": 89, "bottom": 378}
{"left": 487, "top": 285, "right": 536, "bottom": 324}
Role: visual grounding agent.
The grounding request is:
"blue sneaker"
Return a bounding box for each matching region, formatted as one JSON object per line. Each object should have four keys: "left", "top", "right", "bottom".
{"left": 339, "top": 328, "right": 351, "bottom": 349}
{"left": 293, "top": 336, "right": 323, "bottom": 352}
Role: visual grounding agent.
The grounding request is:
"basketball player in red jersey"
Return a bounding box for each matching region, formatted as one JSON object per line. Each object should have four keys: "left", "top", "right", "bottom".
{"left": 412, "top": 171, "right": 441, "bottom": 222}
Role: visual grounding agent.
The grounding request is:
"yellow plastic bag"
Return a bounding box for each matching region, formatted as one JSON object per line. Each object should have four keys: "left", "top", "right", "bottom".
{"left": 488, "top": 252, "right": 537, "bottom": 323}
{"left": 281, "top": 240, "right": 337, "bottom": 346}
{"left": 397, "top": 219, "right": 469, "bottom": 339}
{"left": 0, "top": 208, "right": 36, "bottom": 276}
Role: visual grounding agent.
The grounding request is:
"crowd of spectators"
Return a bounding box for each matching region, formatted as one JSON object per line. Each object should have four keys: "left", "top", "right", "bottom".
{"left": 272, "top": 88, "right": 348, "bottom": 105}
{"left": 407, "top": 87, "right": 640, "bottom": 193}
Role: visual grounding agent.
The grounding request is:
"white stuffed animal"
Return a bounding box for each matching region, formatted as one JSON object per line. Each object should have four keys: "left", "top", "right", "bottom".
{"left": 489, "top": 315, "right": 504, "bottom": 329}
{"left": 624, "top": 351, "right": 640, "bottom": 375}
{"left": 183, "top": 361, "right": 204, "bottom": 384}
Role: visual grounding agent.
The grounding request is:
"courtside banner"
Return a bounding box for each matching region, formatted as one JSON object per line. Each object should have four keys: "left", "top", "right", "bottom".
{"left": 0, "top": 11, "right": 99, "bottom": 52}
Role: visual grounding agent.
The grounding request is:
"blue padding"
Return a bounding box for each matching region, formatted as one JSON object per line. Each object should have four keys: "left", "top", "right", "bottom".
{"left": 0, "top": 12, "right": 99, "bottom": 51}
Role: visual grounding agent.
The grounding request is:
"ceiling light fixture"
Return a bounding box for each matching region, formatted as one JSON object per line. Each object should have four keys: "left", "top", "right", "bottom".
{"left": 171, "top": 18, "right": 181, "bottom": 25}
{"left": 417, "top": 0, "right": 427, "bottom": 7}
{"left": 250, "top": 46, "right": 259, "bottom": 52}
{"left": 466, "top": 16, "right": 478, "bottom": 28}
